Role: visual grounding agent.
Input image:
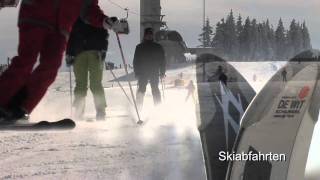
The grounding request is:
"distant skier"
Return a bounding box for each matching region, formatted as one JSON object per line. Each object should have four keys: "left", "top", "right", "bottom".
{"left": 216, "top": 65, "right": 228, "bottom": 85}
{"left": 0, "top": 0, "right": 120, "bottom": 122}
{"left": 219, "top": 72, "right": 228, "bottom": 85}
{"left": 282, "top": 68, "right": 287, "bottom": 82}
{"left": 207, "top": 65, "right": 228, "bottom": 85}
{"left": 253, "top": 74, "right": 257, "bottom": 82}
{"left": 185, "top": 80, "right": 196, "bottom": 102}
{"left": 133, "top": 28, "right": 166, "bottom": 109}
{"left": 66, "top": 18, "right": 109, "bottom": 120}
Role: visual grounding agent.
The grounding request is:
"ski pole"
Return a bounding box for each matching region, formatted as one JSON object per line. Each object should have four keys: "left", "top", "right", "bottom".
{"left": 161, "top": 77, "right": 165, "bottom": 100}
{"left": 115, "top": 33, "right": 143, "bottom": 124}
{"left": 69, "top": 66, "right": 73, "bottom": 118}
{"left": 109, "top": 69, "right": 133, "bottom": 105}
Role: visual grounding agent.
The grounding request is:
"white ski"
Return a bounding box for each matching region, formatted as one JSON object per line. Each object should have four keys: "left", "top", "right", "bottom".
{"left": 227, "top": 60, "right": 320, "bottom": 180}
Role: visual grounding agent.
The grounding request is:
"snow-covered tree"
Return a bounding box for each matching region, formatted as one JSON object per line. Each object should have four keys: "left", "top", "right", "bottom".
{"left": 212, "top": 20, "right": 226, "bottom": 55}
{"left": 198, "top": 18, "right": 214, "bottom": 47}
{"left": 224, "top": 10, "right": 238, "bottom": 59}
{"left": 238, "top": 17, "right": 251, "bottom": 60}
{"left": 301, "top": 21, "right": 312, "bottom": 50}
{"left": 206, "top": 11, "right": 313, "bottom": 61}
{"left": 275, "top": 18, "right": 286, "bottom": 59}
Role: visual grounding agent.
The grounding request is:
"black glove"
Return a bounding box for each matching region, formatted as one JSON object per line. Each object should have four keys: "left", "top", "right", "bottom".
{"left": 66, "top": 55, "right": 75, "bottom": 67}
{"left": 109, "top": 17, "right": 119, "bottom": 23}
{"left": 103, "top": 16, "right": 119, "bottom": 30}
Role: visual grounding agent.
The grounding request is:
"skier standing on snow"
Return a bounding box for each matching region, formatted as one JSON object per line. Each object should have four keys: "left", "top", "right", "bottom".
{"left": 253, "top": 74, "right": 257, "bottom": 82}
{"left": 133, "top": 28, "right": 166, "bottom": 109}
{"left": 0, "top": 0, "right": 120, "bottom": 122}
{"left": 185, "top": 80, "right": 195, "bottom": 102}
{"left": 66, "top": 18, "right": 109, "bottom": 120}
{"left": 282, "top": 68, "right": 287, "bottom": 82}
{"left": 209, "top": 65, "right": 228, "bottom": 85}
{"left": 216, "top": 65, "right": 228, "bottom": 85}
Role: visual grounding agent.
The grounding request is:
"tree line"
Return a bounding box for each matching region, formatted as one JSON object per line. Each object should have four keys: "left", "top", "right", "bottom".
{"left": 199, "top": 10, "right": 312, "bottom": 61}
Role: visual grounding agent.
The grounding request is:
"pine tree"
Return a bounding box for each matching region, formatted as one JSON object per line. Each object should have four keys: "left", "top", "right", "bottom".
{"left": 224, "top": 10, "right": 237, "bottom": 59}
{"left": 265, "top": 19, "right": 276, "bottom": 60}
{"left": 198, "top": 18, "right": 214, "bottom": 47}
{"left": 275, "top": 18, "right": 286, "bottom": 59}
{"left": 301, "top": 21, "right": 312, "bottom": 50}
{"left": 236, "top": 15, "right": 243, "bottom": 37}
{"left": 287, "top": 19, "right": 304, "bottom": 58}
{"left": 239, "top": 17, "right": 251, "bottom": 60}
{"left": 208, "top": 11, "right": 313, "bottom": 61}
{"left": 212, "top": 19, "right": 226, "bottom": 55}
{"left": 235, "top": 14, "right": 243, "bottom": 59}
{"left": 257, "top": 22, "right": 268, "bottom": 59}
{"left": 249, "top": 19, "right": 259, "bottom": 60}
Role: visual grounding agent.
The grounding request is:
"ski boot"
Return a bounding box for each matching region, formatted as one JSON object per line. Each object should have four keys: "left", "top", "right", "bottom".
{"left": 0, "top": 107, "right": 9, "bottom": 121}
{"left": 0, "top": 107, "right": 29, "bottom": 124}
{"left": 96, "top": 109, "right": 106, "bottom": 121}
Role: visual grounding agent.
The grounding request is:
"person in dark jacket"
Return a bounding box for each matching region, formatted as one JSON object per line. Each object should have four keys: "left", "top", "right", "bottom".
{"left": 133, "top": 28, "right": 166, "bottom": 109}
{"left": 66, "top": 18, "right": 109, "bottom": 120}
{"left": 281, "top": 68, "right": 287, "bottom": 82}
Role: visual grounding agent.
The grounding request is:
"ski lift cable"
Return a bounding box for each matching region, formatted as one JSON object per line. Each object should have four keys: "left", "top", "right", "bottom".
{"left": 107, "top": 0, "right": 161, "bottom": 17}
{"left": 106, "top": 0, "right": 140, "bottom": 16}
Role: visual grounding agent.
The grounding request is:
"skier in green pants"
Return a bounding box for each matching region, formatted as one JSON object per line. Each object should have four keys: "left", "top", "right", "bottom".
{"left": 66, "top": 18, "right": 110, "bottom": 120}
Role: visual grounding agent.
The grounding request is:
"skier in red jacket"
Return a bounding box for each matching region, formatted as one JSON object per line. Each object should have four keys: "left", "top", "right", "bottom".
{"left": 0, "top": 0, "right": 119, "bottom": 122}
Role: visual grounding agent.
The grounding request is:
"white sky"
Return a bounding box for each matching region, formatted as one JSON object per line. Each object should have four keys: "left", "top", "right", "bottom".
{"left": 0, "top": 0, "right": 319, "bottom": 64}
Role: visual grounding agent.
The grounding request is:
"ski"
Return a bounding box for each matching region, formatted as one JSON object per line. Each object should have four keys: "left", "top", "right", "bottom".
{"left": 0, "top": 118, "right": 76, "bottom": 131}
{"left": 226, "top": 51, "right": 320, "bottom": 180}
{"left": 196, "top": 54, "right": 256, "bottom": 180}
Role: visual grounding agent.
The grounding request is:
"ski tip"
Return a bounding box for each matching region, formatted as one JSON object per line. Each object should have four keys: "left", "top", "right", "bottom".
{"left": 35, "top": 118, "right": 76, "bottom": 129}
{"left": 137, "top": 120, "right": 144, "bottom": 125}
{"left": 58, "top": 118, "right": 76, "bottom": 128}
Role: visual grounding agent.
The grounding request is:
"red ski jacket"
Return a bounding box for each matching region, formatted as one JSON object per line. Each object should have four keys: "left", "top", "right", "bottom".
{"left": 18, "top": 0, "right": 106, "bottom": 38}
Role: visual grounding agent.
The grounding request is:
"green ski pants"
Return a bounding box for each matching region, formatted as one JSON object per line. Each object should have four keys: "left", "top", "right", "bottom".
{"left": 73, "top": 50, "right": 106, "bottom": 115}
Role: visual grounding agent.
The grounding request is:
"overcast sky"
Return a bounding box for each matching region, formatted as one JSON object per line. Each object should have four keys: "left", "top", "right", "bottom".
{"left": 0, "top": 0, "right": 319, "bottom": 65}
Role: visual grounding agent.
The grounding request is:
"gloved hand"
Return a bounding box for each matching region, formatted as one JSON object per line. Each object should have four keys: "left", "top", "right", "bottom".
{"left": 65, "top": 55, "right": 75, "bottom": 67}
{"left": 103, "top": 17, "right": 129, "bottom": 34}
{"left": 103, "top": 16, "right": 120, "bottom": 30}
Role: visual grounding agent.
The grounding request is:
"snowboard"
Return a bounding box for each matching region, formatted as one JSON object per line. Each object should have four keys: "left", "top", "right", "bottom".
{"left": 0, "top": 118, "right": 76, "bottom": 131}
{"left": 226, "top": 50, "right": 320, "bottom": 180}
{"left": 195, "top": 54, "right": 256, "bottom": 180}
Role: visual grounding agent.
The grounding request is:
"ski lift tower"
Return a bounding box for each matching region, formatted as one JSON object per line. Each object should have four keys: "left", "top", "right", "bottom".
{"left": 140, "top": 0, "right": 166, "bottom": 41}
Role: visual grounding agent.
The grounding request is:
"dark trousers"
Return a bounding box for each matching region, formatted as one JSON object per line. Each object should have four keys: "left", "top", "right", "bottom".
{"left": 282, "top": 75, "right": 287, "bottom": 82}
{"left": 136, "top": 74, "right": 161, "bottom": 109}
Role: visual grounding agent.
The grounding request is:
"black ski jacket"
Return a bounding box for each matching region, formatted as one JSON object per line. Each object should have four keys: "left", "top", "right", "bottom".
{"left": 66, "top": 18, "right": 109, "bottom": 57}
{"left": 133, "top": 40, "right": 166, "bottom": 77}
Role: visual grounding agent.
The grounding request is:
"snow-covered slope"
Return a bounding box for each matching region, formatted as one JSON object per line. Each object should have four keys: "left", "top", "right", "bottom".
{"left": 0, "top": 64, "right": 207, "bottom": 180}
{"left": 0, "top": 61, "right": 319, "bottom": 179}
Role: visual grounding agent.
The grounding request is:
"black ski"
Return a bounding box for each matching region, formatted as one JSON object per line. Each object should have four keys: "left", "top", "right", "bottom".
{"left": 0, "top": 118, "right": 76, "bottom": 130}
